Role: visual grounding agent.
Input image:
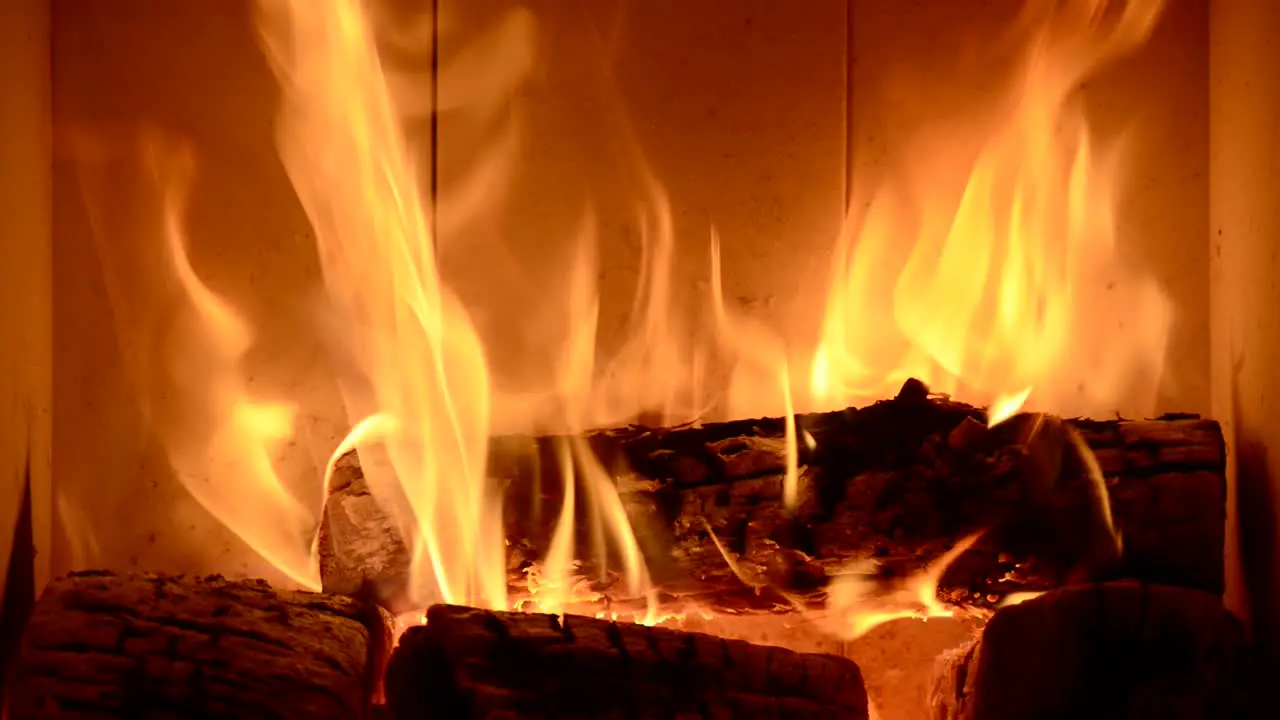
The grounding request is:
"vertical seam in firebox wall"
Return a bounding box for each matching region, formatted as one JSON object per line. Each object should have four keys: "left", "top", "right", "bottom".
{"left": 840, "top": 0, "right": 853, "bottom": 660}
{"left": 843, "top": 0, "right": 853, "bottom": 212}
{"left": 429, "top": 0, "right": 440, "bottom": 259}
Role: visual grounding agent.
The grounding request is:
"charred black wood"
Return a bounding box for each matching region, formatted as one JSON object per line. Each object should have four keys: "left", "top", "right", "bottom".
{"left": 385, "top": 604, "right": 870, "bottom": 719}
{"left": 930, "top": 581, "right": 1259, "bottom": 719}
{"left": 323, "top": 380, "right": 1226, "bottom": 616}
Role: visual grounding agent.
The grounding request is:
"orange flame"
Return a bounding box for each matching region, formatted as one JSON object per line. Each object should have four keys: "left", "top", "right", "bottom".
{"left": 258, "top": 0, "right": 507, "bottom": 609}
{"left": 260, "top": 0, "right": 666, "bottom": 617}
{"left": 824, "top": 533, "right": 982, "bottom": 639}
{"left": 115, "top": 0, "right": 1172, "bottom": 636}
{"left": 149, "top": 145, "right": 320, "bottom": 589}
{"left": 812, "top": 0, "right": 1171, "bottom": 423}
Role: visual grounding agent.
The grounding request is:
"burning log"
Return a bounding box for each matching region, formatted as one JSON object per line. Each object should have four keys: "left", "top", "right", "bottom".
{"left": 323, "top": 379, "right": 1226, "bottom": 616}
{"left": 5, "top": 571, "right": 390, "bottom": 720}
{"left": 928, "top": 581, "right": 1257, "bottom": 719}
{"left": 384, "top": 604, "right": 870, "bottom": 719}
{"left": 319, "top": 450, "right": 413, "bottom": 611}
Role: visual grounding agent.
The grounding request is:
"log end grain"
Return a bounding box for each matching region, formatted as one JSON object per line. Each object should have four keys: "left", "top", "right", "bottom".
{"left": 7, "top": 571, "right": 390, "bottom": 720}
{"left": 386, "top": 604, "right": 871, "bottom": 719}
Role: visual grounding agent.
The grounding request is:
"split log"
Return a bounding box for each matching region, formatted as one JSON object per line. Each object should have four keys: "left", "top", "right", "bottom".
{"left": 928, "top": 581, "right": 1259, "bottom": 719}
{"left": 384, "top": 604, "right": 869, "bottom": 719}
{"left": 319, "top": 451, "right": 413, "bottom": 611}
{"left": 6, "top": 571, "right": 390, "bottom": 719}
{"left": 323, "top": 379, "right": 1226, "bottom": 615}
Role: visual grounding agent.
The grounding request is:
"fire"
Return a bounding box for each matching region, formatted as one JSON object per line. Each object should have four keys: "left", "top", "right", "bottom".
{"left": 823, "top": 533, "right": 983, "bottom": 639}
{"left": 811, "top": 0, "right": 1171, "bottom": 422}
{"left": 519, "top": 229, "right": 660, "bottom": 620}
{"left": 257, "top": 0, "right": 508, "bottom": 609}
{"left": 257, "top": 0, "right": 662, "bottom": 616}
{"left": 81, "top": 0, "right": 1172, "bottom": 644}
{"left": 158, "top": 163, "right": 320, "bottom": 589}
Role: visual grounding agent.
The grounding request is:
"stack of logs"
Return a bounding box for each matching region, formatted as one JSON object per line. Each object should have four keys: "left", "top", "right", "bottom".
{"left": 5, "top": 572, "right": 871, "bottom": 718}
{"left": 5, "top": 573, "right": 1263, "bottom": 718}
{"left": 6, "top": 381, "right": 1266, "bottom": 718}
{"left": 324, "top": 379, "right": 1228, "bottom": 616}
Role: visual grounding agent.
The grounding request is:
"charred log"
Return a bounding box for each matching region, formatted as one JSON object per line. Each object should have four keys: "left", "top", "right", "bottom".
{"left": 5, "top": 571, "right": 390, "bottom": 720}
{"left": 929, "top": 581, "right": 1259, "bottom": 719}
{"left": 385, "top": 604, "right": 869, "bottom": 719}
{"left": 323, "top": 381, "right": 1226, "bottom": 615}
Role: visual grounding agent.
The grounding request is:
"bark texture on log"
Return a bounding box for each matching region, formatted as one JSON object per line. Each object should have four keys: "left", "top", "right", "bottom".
{"left": 385, "top": 604, "right": 869, "bottom": 719}
{"left": 929, "top": 581, "right": 1258, "bottom": 720}
{"left": 325, "top": 381, "right": 1226, "bottom": 615}
{"left": 6, "top": 571, "right": 389, "bottom": 720}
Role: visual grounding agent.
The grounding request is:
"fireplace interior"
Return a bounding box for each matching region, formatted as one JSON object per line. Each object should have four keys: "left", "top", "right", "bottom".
{"left": 2, "top": 0, "right": 1279, "bottom": 717}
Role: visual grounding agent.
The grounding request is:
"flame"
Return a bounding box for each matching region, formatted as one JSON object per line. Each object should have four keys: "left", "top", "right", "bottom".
{"left": 709, "top": 231, "right": 802, "bottom": 508}
{"left": 258, "top": 0, "right": 507, "bottom": 609}
{"left": 812, "top": 0, "right": 1171, "bottom": 421}
{"left": 118, "top": 0, "right": 1169, "bottom": 635}
{"left": 824, "top": 533, "right": 982, "bottom": 639}
{"left": 998, "top": 591, "right": 1046, "bottom": 607}
{"left": 257, "top": 0, "right": 665, "bottom": 619}
{"left": 1067, "top": 421, "right": 1124, "bottom": 564}
{"left": 144, "top": 142, "right": 320, "bottom": 586}
{"left": 518, "top": 231, "right": 661, "bottom": 621}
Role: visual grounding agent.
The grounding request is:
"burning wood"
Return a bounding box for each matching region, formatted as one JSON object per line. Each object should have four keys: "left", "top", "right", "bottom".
{"left": 322, "top": 379, "right": 1226, "bottom": 626}
{"left": 6, "top": 572, "right": 872, "bottom": 719}
{"left": 5, "top": 571, "right": 390, "bottom": 719}
{"left": 385, "top": 604, "right": 869, "bottom": 719}
{"left": 929, "top": 581, "right": 1257, "bottom": 719}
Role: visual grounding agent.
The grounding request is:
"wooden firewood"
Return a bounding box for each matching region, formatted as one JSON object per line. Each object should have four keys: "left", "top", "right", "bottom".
{"left": 319, "top": 450, "right": 413, "bottom": 611}
{"left": 384, "top": 604, "right": 869, "bottom": 719}
{"left": 6, "top": 571, "right": 390, "bottom": 719}
{"left": 929, "top": 581, "right": 1258, "bottom": 720}
{"left": 324, "top": 379, "right": 1226, "bottom": 616}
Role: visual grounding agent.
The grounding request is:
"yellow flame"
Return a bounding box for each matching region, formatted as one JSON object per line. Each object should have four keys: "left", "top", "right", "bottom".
{"left": 258, "top": 0, "right": 506, "bottom": 609}
{"left": 519, "top": 230, "right": 661, "bottom": 622}
{"left": 1066, "top": 422, "right": 1124, "bottom": 561}
{"left": 585, "top": 180, "right": 718, "bottom": 428}
{"left": 709, "top": 230, "right": 802, "bottom": 508}
{"left": 989, "top": 387, "right": 1033, "bottom": 427}
{"left": 131, "top": 0, "right": 1174, "bottom": 632}
{"left": 998, "top": 591, "right": 1046, "bottom": 608}
{"left": 825, "top": 532, "right": 982, "bottom": 639}
{"left": 533, "top": 438, "right": 579, "bottom": 617}
{"left": 146, "top": 144, "right": 320, "bottom": 589}
{"left": 812, "top": 0, "right": 1171, "bottom": 421}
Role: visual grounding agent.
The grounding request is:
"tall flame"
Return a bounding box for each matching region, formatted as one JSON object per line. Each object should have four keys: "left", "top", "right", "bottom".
{"left": 155, "top": 148, "right": 320, "bottom": 589}
{"left": 257, "top": 0, "right": 506, "bottom": 608}
{"left": 812, "top": 0, "right": 1171, "bottom": 423}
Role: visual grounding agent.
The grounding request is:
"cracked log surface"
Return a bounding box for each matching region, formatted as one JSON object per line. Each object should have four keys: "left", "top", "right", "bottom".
{"left": 929, "top": 581, "right": 1258, "bottom": 720}
{"left": 6, "top": 571, "right": 389, "bottom": 719}
{"left": 324, "top": 379, "right": 1226, "bottom": 615}
{"left": 385, "top": 604, "right": 869, "bottom": 719}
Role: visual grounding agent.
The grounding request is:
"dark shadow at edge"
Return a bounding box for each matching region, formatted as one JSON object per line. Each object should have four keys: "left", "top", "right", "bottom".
{"left": 0, "top": 455, "right": 37, "bottom": 710}
{"left": 1232, "top": 377, "right": 1277, "bottom": 653}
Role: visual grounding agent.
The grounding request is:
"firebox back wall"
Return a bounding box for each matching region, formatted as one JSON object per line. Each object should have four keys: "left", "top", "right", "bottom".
{"left": 47, "top": 0, "right": 1210, "bottom": 589}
